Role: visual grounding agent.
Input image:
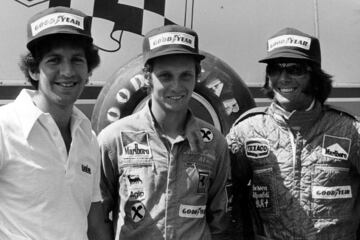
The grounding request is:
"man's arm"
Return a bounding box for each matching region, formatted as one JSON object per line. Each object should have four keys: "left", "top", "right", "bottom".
{"left": 207, "top": 141, "right": 232, "bottom": 240}
{"left": 87, "top": 201, "right": 113, "bottom": 240}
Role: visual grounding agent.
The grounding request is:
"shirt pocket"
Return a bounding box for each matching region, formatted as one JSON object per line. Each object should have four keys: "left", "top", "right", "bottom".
{"left": 310, "top": 165, "right": 353, "bottom": 218}
{"left": 252, "top": 166, "right": 279, "bottom": 217}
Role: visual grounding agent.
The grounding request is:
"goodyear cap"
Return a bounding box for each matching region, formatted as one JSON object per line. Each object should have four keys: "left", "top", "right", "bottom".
{"left": 142, "top": 24, "right": 205, "bottom": 65}
{"left": 259, "top": 27, "right": 321, "bottom": 66}
{"left": 27, "top": 6, "right": 93, "bottom": 52}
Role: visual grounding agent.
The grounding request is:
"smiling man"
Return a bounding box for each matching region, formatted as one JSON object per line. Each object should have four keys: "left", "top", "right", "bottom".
{"left": 98, "top": 25, "right": 232, "bottom": 240}
{"left": 227, "top": 27, "right": 360, "bottom": 239}
{"left": 0, "top": 6, "right": 112, "bottom": 240}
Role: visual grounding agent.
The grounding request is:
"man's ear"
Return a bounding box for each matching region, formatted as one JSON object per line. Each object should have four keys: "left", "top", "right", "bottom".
{"left": 28, "top": 69, "right": 40, "bottom": 81}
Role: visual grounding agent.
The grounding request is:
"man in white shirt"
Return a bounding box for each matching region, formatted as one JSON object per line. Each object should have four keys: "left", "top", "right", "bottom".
{"left": 0, "top": 6, "right": 112, "bottom": 240}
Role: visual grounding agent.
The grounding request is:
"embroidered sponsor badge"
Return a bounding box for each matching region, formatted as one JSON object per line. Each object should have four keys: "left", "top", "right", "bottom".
{"left": 149, "top": 32, "right": 195, "bottom": 50}
{"left": 129, "top": 188, "right": 145, "bottom": 201}
{"left": 179, "top": 204, "right": 206, "bottom": 218}
{"left": 31, "top": 13, "right": 84, "bottom": 36}
{"left": 197, "top": 171, "right": 209, "bottom": 193}
{"left": 268, "top": 34, "right": 311, "bottom": 51}
{"left": 252, "top": 184, "right": 272, "bottom": 209}
{"left": 126, "top": 169, "right": 145, "bottom": 201}
{"left": 245, "top": 139, "right": 270, "bottom": 158}
{"left": 121, "top": 131, "right": 152, "bottom": 158}
{"left": 131, "top": 202, "right": 146, "bottom": 223}
{"left": 322, "top": 135, "right": 351, "bottom": 160}
{"left": 127, "top": 173, "right": 143, "bottom": 185}
{"left": 81, "top": 164, "right": 91, "bottom": 175}
{"left": 312, "top": 186, "right": 352, "bottom": 199}
{"left": 200, "top": 128, "right": 213, "bottom": 143}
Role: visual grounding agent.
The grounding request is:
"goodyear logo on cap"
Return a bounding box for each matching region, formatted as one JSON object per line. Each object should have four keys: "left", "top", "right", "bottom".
{"left": 149, "top": 32, "right": 195, "bottom": 50}
{"left": 245, "top": 138, "right": 270, "bottom": 159}
{"left": 31, "top": 13, "right": 84, "bottom": 36}
{"left": 268, "top": 34, "right": 311, "bottom": 51}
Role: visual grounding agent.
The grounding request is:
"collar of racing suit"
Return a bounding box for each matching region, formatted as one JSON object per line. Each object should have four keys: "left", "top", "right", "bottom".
{"left": 268, "top": 100, "right": 323, "bottom": 133}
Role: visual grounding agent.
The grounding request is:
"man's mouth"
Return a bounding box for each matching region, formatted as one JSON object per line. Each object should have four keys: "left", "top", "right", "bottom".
{"left": 279, "top": 87, "right": 296, "bottom": 93}
{"left": 167, "top": 95, "right": 184, "bottom": 100}
{"left": 56, "top": 82, "right": 77, "bottom": 87}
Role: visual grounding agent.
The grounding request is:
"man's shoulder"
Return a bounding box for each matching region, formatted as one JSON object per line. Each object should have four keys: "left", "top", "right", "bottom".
{"left": 0, "top": 102, "right": 17, "bottom": 122}
{"left": 232, "top": 106, "right": 268, "bottom": 127}
{"left": 97, "top": 112, "right": 146, "bottom": 142}
{"left": 323, "top": 104, "right": 358, "bottom": 121}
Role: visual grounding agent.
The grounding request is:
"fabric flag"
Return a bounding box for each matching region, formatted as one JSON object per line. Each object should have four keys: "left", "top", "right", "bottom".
{"left": 48, "top": 0, "right": 183, "bottom": 36}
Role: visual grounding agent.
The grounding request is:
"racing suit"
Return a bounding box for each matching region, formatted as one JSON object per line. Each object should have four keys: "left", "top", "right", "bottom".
{"left": 98, "top": 101, "right": 231, "bottom": 240}
{"left": 227, "top": 101, "right": 360, "bottom": 240}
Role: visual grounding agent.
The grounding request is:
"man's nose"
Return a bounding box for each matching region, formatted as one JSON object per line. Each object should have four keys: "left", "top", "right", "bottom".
{"left": 278, "top": 69, "right": 290, "bottom": 82}
{"left": 60, "top": 61, "right": 75, "bottom": 77}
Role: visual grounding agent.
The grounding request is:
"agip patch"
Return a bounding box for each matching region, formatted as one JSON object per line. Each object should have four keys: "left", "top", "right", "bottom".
{"left": 245, "top": 139, "right": 270, "bottom": 159}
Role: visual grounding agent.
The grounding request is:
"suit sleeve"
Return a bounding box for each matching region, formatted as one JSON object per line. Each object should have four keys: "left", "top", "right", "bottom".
{"left": 226, "top": 126, "right": 254, "bottom": 240}
{"left": 207, "top": 137, "right": 232, "bottom": 240}
{"left": 98, "top": 131, "right": 119, "bottom": 224}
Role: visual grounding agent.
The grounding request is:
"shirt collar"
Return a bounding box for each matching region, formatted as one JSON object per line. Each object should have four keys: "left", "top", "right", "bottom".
{"left": 14, "top": 89, "right": 43, "bottom": 138}
{"left": 14, "top": 89, "right": 91, "bottom": 139}
{"left": 141, "top": 100, "right": 204, "bottom": 152}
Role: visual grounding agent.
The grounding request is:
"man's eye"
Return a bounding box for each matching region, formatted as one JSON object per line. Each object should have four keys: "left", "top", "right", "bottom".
{"left": 46, "top": 57, "right": 60, "bottom": 64}
{"left": 158, "top": 73, "right": 171, "bottom": 80}
{"left": 287, "top": 65, "right": 304, "bottom": 75}
{"left": 182, "top": 72, "right": 194, "bottom": 79}
{"left": 73, "top": 57, "right": 86, "bottom": 64}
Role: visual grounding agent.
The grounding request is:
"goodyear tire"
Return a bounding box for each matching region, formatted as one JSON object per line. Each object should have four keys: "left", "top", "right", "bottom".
{"left": 91, "top": 51, "right": 256, "bottom": 135}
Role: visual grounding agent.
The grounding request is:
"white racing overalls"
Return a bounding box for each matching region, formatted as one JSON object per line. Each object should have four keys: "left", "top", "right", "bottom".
{"left": 227, "top": 101, "right": 360, "bottom": 240}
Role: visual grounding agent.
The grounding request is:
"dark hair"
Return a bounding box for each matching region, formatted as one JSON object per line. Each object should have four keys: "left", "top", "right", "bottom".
{"left": 262, "top": 62, "right": 333, "bottom": 104}
{"left": 142, "top": 56, "right": 202, "bottom": 93}
{"left": 19, "top": 35, "right": 100, "bottom": 89}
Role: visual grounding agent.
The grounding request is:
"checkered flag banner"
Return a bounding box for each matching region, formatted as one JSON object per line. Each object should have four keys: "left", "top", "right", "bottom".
{"left": 48, "top": 0, "right": 189, "bottom": 52}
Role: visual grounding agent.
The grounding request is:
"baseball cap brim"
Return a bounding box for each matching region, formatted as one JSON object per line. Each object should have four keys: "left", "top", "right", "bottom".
{"left": 27, "top": 31, "right": 93, "bottom": 52}
{"left": 259, "top": 50, "right": 318, "bottom": 63}
{"left": 145, "top": 49, "right": 205, "bottom": 64}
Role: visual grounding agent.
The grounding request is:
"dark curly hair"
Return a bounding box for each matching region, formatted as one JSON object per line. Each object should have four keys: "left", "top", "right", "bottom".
{"left": 262, "top": 61, "right": 333, "bottom": 104}
{"left": 19, "top": 35, "right": 100, "bottom": 89}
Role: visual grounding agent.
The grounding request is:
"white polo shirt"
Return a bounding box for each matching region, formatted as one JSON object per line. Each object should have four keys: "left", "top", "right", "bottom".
{"left": 0, "top": 89, "right": 102, "bottom": 240}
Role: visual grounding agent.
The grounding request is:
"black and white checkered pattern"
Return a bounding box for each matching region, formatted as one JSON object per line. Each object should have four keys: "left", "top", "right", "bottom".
{"left": 48, "top": 0, "right": 187, "bottom": 36}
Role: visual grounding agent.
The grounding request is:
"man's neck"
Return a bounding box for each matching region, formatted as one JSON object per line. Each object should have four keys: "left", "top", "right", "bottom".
{"left": 150, "top": 104, "right": 187, "bottom": 139}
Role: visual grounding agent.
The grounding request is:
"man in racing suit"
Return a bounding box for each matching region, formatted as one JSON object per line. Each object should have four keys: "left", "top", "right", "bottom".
{"left": 227, "top": 27, "right": 360, "bottom": 240}
{"left": 98, "top": 25, "right": 232, "bottom": 240}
